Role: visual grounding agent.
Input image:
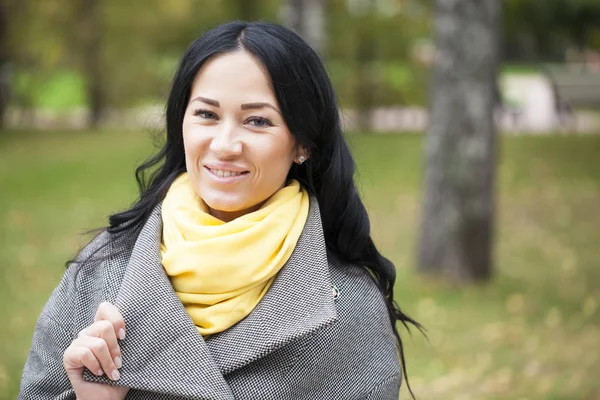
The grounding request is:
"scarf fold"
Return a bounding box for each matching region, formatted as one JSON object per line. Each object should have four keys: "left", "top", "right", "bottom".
{"left": 161, "top": 173, "right": 309, "bottom": 336}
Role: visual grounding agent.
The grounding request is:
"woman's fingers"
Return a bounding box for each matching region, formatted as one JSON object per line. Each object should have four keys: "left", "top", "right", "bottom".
{"left": 63, "top": 302, "right": 126, "bottom": 381}
{"left": 63, "top": 345, "right": 104, "bottom": 377}
{"left": 95, "top": 301, "right": 126, "bottom": 340}
{"left": 63, "top": 336, "right": 121, "bottom": 380}
{"left": 80, "top": 319, "right": 122, "bottom": 369}
{"left": 62, "top": 302, "right": 129, "bottom": 400}
{"left": 75, "top": 336, "right": 120, "bottom": 380}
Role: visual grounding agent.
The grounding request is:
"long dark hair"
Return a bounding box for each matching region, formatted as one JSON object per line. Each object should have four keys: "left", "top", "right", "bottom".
{"left": 83, "top": 21, "right": 421, "bottom": 396}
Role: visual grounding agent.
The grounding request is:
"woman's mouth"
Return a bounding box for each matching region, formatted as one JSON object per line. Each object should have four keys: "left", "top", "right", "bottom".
{"left": 205, "top": 166, "right": 250, "bottom": 182}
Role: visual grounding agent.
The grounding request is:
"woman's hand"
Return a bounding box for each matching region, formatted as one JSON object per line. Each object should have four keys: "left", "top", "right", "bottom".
{"left": 63, "top": 302, "right": 129, "bottom": 400}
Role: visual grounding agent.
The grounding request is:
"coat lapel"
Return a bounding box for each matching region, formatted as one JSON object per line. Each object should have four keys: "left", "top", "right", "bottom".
{"left": 84, "top": 197, "right": 337, "bottom": 396}
{"left": 206, "top": 198, "right": 338, "bottom": 375}
{"left": 85, "top": 207, "right": 234, "bottom": 399}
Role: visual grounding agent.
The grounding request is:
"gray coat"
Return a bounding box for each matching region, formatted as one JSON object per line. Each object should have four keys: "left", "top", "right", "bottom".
{"left": 19, "top": 199, "right": 401, "bottom": 399}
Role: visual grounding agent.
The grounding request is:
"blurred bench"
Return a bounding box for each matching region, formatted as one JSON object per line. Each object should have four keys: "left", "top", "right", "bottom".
{"left": 544, "top": 64, "right": 600, "bottom": 128}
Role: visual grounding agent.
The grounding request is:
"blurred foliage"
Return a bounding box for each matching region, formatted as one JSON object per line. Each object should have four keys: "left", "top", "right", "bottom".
{"left": 5, "top": 0, "right": 234, "bottom": 108}
{"left": 327, "top": 0, "right": 431, "bottom": 110}
{"left": 3, "top": 0, "right": 599, "bottom": 115}
{"left": 327, "top": 60, "right": 428, "bottom": 107}
{"left": 13, "top": 70, "right": 85, "bottom": 110}
{"left": 504, "top": 0, "right": 600, "bottom": 61}
{"left": 4, "top": 0, "right": 433, "bottom": 114}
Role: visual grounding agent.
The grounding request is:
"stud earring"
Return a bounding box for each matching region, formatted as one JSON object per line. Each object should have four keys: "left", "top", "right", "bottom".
{"left": 297, "top": 155, "right": 306, "bottom": 164}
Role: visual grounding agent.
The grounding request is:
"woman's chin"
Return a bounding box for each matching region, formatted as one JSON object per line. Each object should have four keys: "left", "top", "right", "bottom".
{"left": 203, "top": 197, "right": 260, "bottom": 221}
{"left": 204, "top": 197, "right": 246, "bottom": 213}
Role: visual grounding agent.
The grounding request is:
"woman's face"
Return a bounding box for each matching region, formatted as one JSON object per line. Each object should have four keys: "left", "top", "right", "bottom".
{"left": 182, "top": 50, "right": 304, "bottom": 222}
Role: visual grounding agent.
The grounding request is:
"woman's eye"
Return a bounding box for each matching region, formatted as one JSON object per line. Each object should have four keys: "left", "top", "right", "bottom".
{"left": 246, "top": 117, "right": 273, "bottom": 128}
{"left": 193, "top": 109, "right": 218, "bottom": 120}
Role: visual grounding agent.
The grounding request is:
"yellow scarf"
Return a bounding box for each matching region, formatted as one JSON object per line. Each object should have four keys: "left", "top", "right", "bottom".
{"left": 161, "top": 173, "right": 310, "bottom": 336}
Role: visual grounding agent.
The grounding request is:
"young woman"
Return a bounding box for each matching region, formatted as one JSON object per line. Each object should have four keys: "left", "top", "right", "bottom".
{"left": 19, "top": 21, "right": 419, "bottom": 400}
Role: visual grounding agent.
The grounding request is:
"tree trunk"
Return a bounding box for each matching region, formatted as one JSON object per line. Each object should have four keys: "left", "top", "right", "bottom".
{"left": 80, "top": 0, "right": 103, "bottom": 129}
{"left": 283, "top": 0, "right": 325, "bottom": 54}
{"left": 354, "top": 14, "right": 375, "bottom": 132}
{"left": 417, "top": 0, "right": 501, "bottom": 282}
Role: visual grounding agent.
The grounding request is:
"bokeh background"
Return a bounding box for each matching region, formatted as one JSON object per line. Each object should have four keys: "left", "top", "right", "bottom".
{"left": 1, "top": 0, "right": 599, "bottom": 399}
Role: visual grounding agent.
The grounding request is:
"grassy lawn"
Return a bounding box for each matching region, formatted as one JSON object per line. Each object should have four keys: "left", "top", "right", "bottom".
{"left": 1, "top": 130, "right": 599, "bottom": 399}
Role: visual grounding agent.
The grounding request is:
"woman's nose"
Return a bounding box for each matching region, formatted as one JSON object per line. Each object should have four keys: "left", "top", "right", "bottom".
{"left": 209, "top": 123, "right": 242, "bottom": 156}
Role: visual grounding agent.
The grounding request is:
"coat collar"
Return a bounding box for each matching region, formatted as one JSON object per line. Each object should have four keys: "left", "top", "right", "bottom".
{"left": 205, "top": 197, "right": 337, "bottom": 374}
{"left": 85, "top": 197, "right": 337, "bottom": 399}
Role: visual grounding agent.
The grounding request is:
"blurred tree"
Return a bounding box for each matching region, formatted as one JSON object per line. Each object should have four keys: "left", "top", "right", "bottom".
{"left": 418, "top": 0, "right": 501, "bottom": 282}
{"left": 0, "top": 0, "right": 30, "bottom": 129}
{"left": 282, "top": 0, "right": 325, "bottom": 54}
{"left": 0, "top": 0, "right": 8, "bottom": 129}
{"left": 78, "top": 0, "right": 104, "bottom": 128}
{"left": 2, "top": 0, "right": 60, "bottom": 126}
{"left": 351, "top": 0, "right": 377, "bottom": 131}
{"left": 326, "top": 0, "right": 432, "bottom": 114}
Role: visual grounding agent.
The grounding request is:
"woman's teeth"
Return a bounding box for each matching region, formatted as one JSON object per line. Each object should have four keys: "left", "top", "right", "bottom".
{"left": 211, "top": 169, "right": 244, "bottom": 177}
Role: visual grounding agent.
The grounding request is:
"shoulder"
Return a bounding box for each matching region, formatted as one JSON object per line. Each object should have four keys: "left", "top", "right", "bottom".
{"left": 284, "top": 254, "right": 402, "bottom": 394}
{"left": 326, "top": 253, "right": 400, "bottom": 365}
{"left": 40, "top": 230, "right": 113, "bottom": 332}
{"left": 327, "top": 254, "right": 391, "bottom": 326}
{"left": 73, "top": 229, "right": 112, "bottom": 263}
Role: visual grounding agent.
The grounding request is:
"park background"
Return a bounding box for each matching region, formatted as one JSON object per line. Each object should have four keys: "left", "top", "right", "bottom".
{"left": 1, "top": 0, "right": 599, "bottom": 399}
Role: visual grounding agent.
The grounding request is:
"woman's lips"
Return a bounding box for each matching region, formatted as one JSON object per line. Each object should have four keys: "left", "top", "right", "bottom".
{"left": 204, "top": 166, "right": 249, "bottom": 183}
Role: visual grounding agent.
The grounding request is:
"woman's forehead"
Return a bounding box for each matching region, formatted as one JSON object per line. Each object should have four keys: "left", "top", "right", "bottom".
{"left": 190, "top": 51, "right": 277, "bottom": 105}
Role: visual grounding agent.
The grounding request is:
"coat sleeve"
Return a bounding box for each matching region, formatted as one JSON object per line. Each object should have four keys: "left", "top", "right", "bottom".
{"left": 18, "top": 309, "right": 76, "bottom": 399}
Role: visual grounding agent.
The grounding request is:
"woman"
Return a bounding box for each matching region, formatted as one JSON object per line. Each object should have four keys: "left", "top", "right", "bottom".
{"left": 19, "top": 21, "right": 419, "bottom": 400}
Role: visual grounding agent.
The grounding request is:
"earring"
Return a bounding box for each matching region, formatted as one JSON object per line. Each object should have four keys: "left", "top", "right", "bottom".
{"left": 297, "top": 155, "right": 306, "bottom": 165}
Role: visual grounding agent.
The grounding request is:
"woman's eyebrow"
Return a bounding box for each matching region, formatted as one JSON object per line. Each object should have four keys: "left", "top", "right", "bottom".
{"left": 190, "top": 96, "right": 220, "bottom": 107}
{"left": 189, "top": 97, "right": 282, "bottom": 116}
{"left": 241, "top": 102, "right": 281, "bottom": 115}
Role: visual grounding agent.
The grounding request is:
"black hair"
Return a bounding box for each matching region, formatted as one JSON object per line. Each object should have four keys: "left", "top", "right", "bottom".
{"left": 79, "top": 21, "right": 421, "bottom": 397}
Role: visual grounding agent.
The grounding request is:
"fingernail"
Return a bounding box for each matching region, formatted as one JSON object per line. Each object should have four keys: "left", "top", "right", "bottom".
{"left": 97, "top": 369, "right": 103, "bottom": 376}
{"left": 111, "top": 369, "right": 120, "bottom": 381}
{"left": 118, "top": 329, "right": 126, "bottom": 340}
{"left": 114, "top": 356, "right": 122, "bottom": 369}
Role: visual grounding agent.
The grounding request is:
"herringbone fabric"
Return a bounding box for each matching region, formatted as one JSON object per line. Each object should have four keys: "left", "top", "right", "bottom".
{"left": 19, "top": 198, "right": 401, "bottom": 399}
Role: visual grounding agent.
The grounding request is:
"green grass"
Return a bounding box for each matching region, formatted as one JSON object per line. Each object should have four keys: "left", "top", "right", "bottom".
{"left": 1, "top": 131, "right": 599, "bottom": 399}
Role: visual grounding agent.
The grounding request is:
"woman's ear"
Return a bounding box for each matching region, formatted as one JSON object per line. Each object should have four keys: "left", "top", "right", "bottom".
{"left": 295, "top": 147, "right": 309, "bottom": 165}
